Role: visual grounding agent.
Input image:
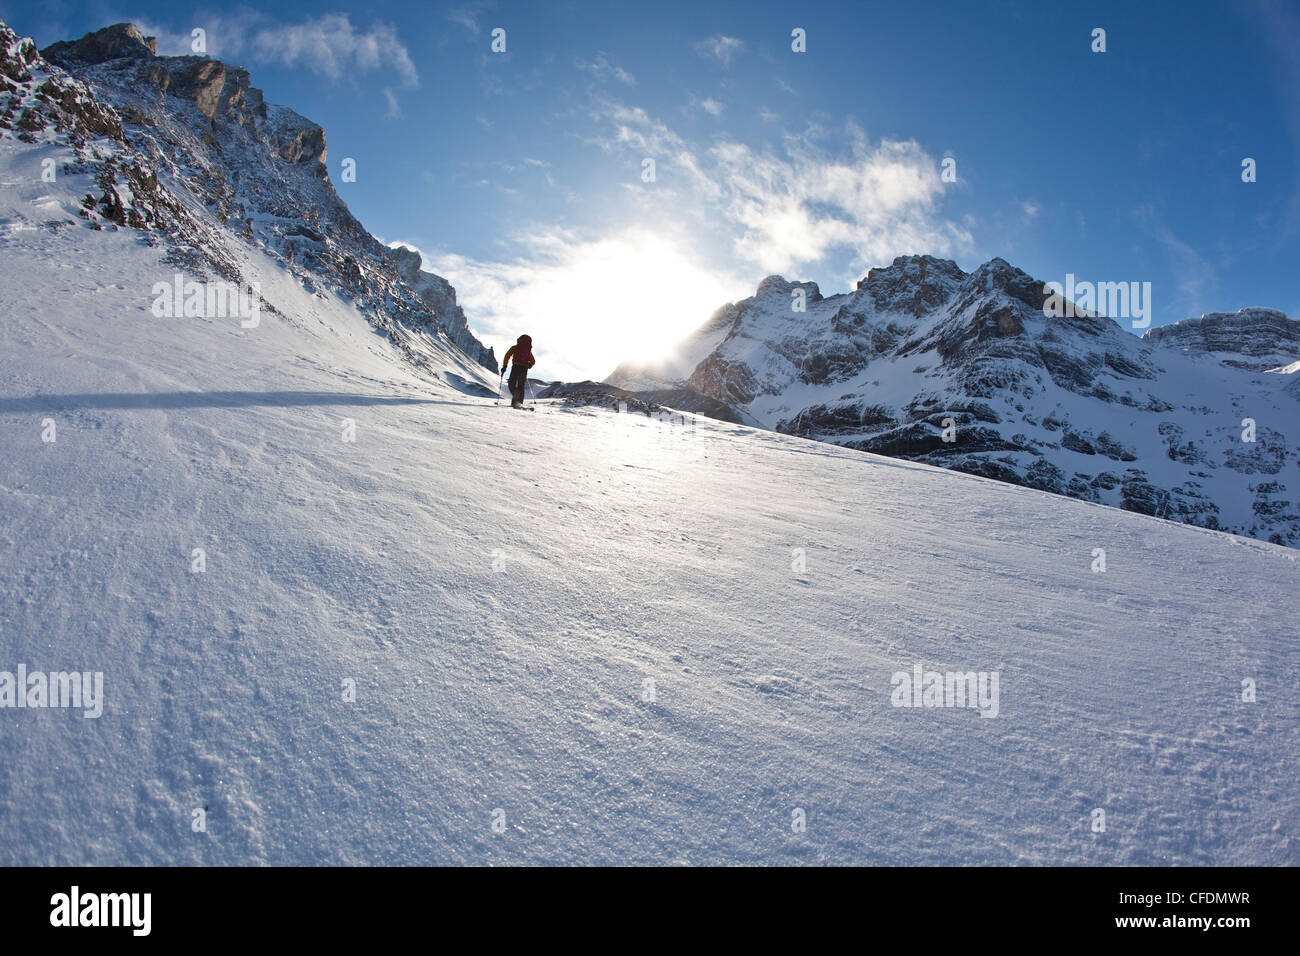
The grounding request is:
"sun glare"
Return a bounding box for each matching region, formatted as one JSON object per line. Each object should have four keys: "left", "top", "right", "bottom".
{"left": 523, "top": 230, "right": 738, "bottom": 380}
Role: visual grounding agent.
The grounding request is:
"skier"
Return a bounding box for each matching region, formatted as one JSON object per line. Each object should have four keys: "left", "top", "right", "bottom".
{"left": 501, "top": 334, "right": 536, "bottom": 408}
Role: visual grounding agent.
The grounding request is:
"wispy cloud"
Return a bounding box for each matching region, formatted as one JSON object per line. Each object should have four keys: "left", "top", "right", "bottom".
{"left": 591, "top": 99, "right": 969, "bottom": 283}
{"left": 695, "top": 34, "right": 744, "bottom": 66}
{"left": 576, "top": 52, "right": 635, "bottom": 86}
{"left": 137, "top": 12, "right": 418, "bottom": 88}
{"left": 1136, "top": 204, "right": 1219, "bottom": 317}
{"left": 684, "top": 93, "right": 724, "bottom": 117}
{"left": 447, "top": 1, "right": 494, "bottom": 37}
{"left": 382, "top": 87, "right": 401, "bottom": 119}
{"left": 492, "top": 156, "right": 552, "bottom": 176}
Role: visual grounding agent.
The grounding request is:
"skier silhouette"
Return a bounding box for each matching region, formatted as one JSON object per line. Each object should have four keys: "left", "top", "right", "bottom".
{"left": 501, "top": 334, "right": 536, "bottom": 408}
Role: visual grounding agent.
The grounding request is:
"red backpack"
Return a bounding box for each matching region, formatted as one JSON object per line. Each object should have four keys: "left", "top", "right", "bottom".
{"left": 513, "top": 335, "right": 533, "bottom": 366}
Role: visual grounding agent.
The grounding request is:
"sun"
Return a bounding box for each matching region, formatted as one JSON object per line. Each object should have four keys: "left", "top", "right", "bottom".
{"left": 426, "top": 228, "right": 745, "bottom": 383}
{"left": 521, "top": 229, "right": 740, "bottom": 380}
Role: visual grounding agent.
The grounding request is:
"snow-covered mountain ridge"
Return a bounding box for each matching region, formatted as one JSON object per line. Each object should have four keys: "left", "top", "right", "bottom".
{"left": 1, "top": 20, "right": 496, "bottom": 374}
{"left": 608, "top": 256, "right": 1300, "bottom": 546}
{"left": 1143, "top": 308, "right": 1300, "bottom": 371}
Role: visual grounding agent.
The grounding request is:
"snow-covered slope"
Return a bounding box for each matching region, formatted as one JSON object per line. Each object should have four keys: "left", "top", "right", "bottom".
{"left": 608, "top": 256, "right": 1300, "bottom": 547}
{"left": 6, "top": 20, "right": 497, "bottom": 374}
{"left": 2, "top": 140, "right": 1299, "bottom": 867}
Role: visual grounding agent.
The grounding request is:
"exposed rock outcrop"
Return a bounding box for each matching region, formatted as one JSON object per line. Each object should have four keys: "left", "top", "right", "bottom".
{"left": 10, "top": 20, "right": 496, "bottom": 372}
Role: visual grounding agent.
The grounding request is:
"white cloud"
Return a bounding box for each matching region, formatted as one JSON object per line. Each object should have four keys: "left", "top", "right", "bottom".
{"left": 591, "top": 99, "right": 970, "bottom": 283}
{"left": 250, "top": 14, "right": 418, "bottom": 86}
{"left": 382, "top": 87, "right": 400, "bottom": 119}
{"left": 695, "top": 35, "right": 744, "bottom": 65}
{"left": 684, "top": 93, "right": 724, "bottom": 117}
{"left": 137, "top": 13, "right": 418, "bottom": 88}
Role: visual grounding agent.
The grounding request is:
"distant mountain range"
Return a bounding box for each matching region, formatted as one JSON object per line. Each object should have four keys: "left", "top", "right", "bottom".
{"left": 607, "top": 255, "right": 1300, "bottom": 546}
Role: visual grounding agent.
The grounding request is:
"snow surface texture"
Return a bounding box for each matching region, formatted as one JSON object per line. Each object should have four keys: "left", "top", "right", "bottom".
{"left": 608, "top": 259, "right": 1300, "bottom": 548}
{"left": 1, "top": 20, "right": 1297, "bottom": 866}
{"left": 2, "top": 152, "right": 1298, "bottom": 866}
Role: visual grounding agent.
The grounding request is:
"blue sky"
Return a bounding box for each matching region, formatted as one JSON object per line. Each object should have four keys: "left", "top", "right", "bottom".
{"left": 4, "top": 0, "right": 1298, "bottom": 380}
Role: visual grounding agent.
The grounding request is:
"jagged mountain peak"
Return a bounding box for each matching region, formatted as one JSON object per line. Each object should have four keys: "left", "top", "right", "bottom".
{"left": 859, "top": 252, "right": 965, "bottom": 285}
{"left": 42, "top": 23, "right": 324, "bottom": 170}
{"left": 40, "top": 23, "right": 157, "bottom": 66}
{"left": 42, "top": 27, "right": 305, "bottom": 148}
{"left": 960, "top": 256, "right": 1053, "bottom": 312}
{"left": 755, "top": 274, "right": 822, "bottom": 301}
{"left": 854, "top": 253, "right": 967, "bottom": 317}
{"left": 3, "top": 16, "right": 496, "bottom": 374}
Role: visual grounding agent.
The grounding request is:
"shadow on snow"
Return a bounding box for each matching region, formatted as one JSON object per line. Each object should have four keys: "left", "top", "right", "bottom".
{"left": 0, "top": 390, "right": 490, "bottom": 412}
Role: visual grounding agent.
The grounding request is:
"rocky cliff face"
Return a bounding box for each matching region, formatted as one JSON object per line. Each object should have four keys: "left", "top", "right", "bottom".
{"left": 40, "top": 22, "right": 158, "bottom": 64}
{"left": 1142, "top": 308, "right": 1300, "bottom": 371}
{"left": 5, "top": 21, "right": 495, "bottom": 372}
{"left": 608, "top": 255, "right": 1300, "bottom": 547}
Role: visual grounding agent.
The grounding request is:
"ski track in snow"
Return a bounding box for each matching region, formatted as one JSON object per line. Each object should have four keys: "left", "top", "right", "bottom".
{"left": 0, "top": 172, "right": 1298, "bottom": 865}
